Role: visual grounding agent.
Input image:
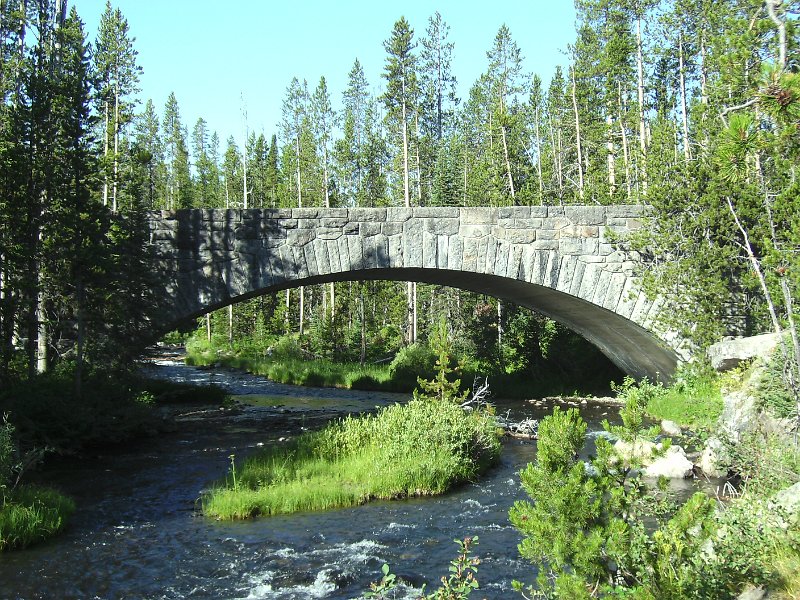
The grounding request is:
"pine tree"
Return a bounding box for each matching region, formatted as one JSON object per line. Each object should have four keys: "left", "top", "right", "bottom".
{"left": 93, "top": 0, "right": 140, "bottom": 212}
{"left": 381, "top": 17, "right": 418, "bottom": 208}
{"left": 161, "top": 92, "right": 192, "bottom": 209}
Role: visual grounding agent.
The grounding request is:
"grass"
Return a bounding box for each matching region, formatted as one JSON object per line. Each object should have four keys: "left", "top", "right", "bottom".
{"left": 611, "top": 369, "right": 724, "bottom": 431}
{"left": 645, "top": 374, "right": 723, "bottom": 430}
{"left": 202, "top": 399, "right": 501, "bottom": 519}
{"left": 0, "top": 486, "right": 75, "bottom": 551}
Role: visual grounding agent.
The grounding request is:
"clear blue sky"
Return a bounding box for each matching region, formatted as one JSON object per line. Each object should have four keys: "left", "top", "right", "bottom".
{"left": 72, "top": 0, "right": 577, "bottom": 146}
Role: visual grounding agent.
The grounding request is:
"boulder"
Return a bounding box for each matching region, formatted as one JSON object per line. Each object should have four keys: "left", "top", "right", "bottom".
{"left": 737, "top": 586, "right": 767, "bottom": 600}
{"left": 699, "top": 437, "right": 729, "bottom": 478}
{"left": 707, "top": 333, "right": 781, "bottom": 372}
{"left": 769, "top": 481, "right": 800, "bottom": 527}
{"left": 643, "top": 445, "right": 694, "bottom": 479}
{"left": 613, "top": 439, "right": 657, "bottom": 464}
{"left": 661, "top": 419, "right": 682, "bottom": 436}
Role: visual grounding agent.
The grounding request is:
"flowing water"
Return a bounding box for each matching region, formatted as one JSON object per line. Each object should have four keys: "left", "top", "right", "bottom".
{"left": 0, "top": 355, "right": 703, "bottom": 600}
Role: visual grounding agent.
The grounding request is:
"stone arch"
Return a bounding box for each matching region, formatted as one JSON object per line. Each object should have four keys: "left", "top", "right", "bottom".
{"left": 148, "top": 206, "right": 681, "bottom": 382}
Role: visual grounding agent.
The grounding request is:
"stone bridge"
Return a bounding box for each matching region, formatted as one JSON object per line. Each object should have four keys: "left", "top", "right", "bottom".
{"left": 147, "top": 205, "right": 682, "bottom": 382}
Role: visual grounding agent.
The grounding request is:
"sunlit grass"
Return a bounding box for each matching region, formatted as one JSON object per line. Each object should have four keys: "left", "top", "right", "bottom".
{"left": 202, "top": 399, "right": 500, "bottom": 519}
{"left": 0, "top": 486, "right": 75, "bottom": 551}
{"left": 640, "top": 370, "right": 724, "bottom": 430}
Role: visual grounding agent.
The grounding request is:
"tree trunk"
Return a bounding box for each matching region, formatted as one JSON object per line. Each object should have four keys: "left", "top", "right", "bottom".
{"left": 726, "top": 196, "right": 782, "bottom": 333}
{"left": 299, "top": 286, "right": 305, "bottom": 336}
{"left": 678, "top": 32, "right": 691, "bottom": 162}
{"left": 534, "top": 106, "right": 543, "bottom": 198}
{"left": 113, "top": 85, "right": 119, "bottom": 212}
{"left": 359, "top": 286, "right": 366, "bottom": 366}
{"left": 228, "top": 304, "right": 233, "bottom": 348}
{"left": 606, "top": 112, "right": 616, "bottom": 197}
{"left": 75, "top": 278, "right": 85, "bottom": 398}
{"left": 103, "top": 100, "right": 109, "bottom": 207}
{"left": 500, "top": 122, "right": 516, "bottom": 200}
{"left": 766, "top": 0, "right": 787, "bottom": 71}
{"left": 636, "top": 16, "right": 648, "bottom": 196}
{"left": 571, "top": 66, "right": 584, "bottom": 199}
{"left": 206, "top": 312, "right": 211, "bottom": 342}
{"left": 618, "top": 83, "right": 632, "bottom": 201}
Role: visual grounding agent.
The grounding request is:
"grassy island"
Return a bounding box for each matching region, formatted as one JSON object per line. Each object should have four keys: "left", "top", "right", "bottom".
{"left": 203, "top": 320, "right": 501, "bottom": 520}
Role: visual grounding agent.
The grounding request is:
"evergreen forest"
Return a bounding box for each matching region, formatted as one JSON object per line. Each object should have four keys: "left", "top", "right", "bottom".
{"left": 0, "top": 0, "right": 798, "bottom": 403}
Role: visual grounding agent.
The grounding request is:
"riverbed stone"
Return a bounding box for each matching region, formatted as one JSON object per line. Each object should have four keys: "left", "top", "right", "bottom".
{"left": 642, "top": 446, "right": 694, "bottom": 479}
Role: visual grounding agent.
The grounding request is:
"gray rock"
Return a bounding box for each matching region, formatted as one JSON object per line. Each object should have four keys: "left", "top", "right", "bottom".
{"left": 707, "top": 333, "right": 782, "bottom": 372}
{"left": 699, "top": 437, "right": 729, "bottom": 478}
{"left": 661, "top": 419, "right": 682, "bottom": 436}
{"left": 770, "top": 481, "right": 800, "bottom": 526}
{"left": 642, "top": 446, "right": 694, "bottom": 479}
{"left": 737, "top": 585, "right": 767, "bottom": 600}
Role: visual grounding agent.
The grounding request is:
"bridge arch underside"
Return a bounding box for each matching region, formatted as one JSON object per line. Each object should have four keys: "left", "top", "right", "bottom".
{"left": 164, "top": 268, "right": 678, "bottom": 384}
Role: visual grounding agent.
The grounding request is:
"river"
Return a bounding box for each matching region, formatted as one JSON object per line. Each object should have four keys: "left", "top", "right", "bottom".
{"left": 0, "top": 355, "right": 701, "bottom": 599}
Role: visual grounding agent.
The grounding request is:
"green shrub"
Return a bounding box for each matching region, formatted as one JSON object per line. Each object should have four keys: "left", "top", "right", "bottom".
{"left": 388, "top": 343, "right": 436, "bottom": 389}
{"left": 754, "top": 352, "right": 797, "bottom": 419}
{"left": 0, "top": 417, "right": 16, "bottom": 502}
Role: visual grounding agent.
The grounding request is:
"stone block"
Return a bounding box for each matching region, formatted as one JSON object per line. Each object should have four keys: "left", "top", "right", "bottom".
{"left": 348, "top": 207, "right": 386, "bottom": 222}
{"left": 287, "top": 229, "right": 315, "bottom": 246}
{"left": 413, "top": 206, "right": 459, "bottom": 218}
{"left": 292, "top": 246, "right": 310, "bottom": 279}
{"left": 326, "top": 239, "right": 342, "bottom": 273}
{"left": 313, "top": 238, "right": 331, "bottom": 276}
{"left": 459, "top": 224, "right": 492, "bottom": 238}
{"left": 347, "top": 235, "right": 363, "bottom": 270}
{"left": 388, "top": 234, "right": 404, "bottom": 268}
{"left": 360, "top": 221, "right": 381, "bottom": 237}
{"left": 278, "top": 218, "right": 298, "bottom": 229}
{"left": 423, "top": 231, "right": 438, "bottom": 269}
{"left": 564, "top": 205, "right": 606, "bottom": 225}
{"left": 531, "top": 239, "right": 559, "bottom": 251}
{"left": 343, "top": 223, "right": 360, "bottom": 235}
{"left": 493, "top": 241, "right": 509, "bottom": 277}
{"left": 602, "top": 272, "right": 627, "bottom": 311}
{"left": 545, "top": 250, "right": 560, "bottom": 288}
{"left": 505, "top": 229, "right": 536, "bottom": 244}
{"left": 382, "top": 222, "right": 403, "bottom": 236}
{"left": 320, "top": 218, "right": 348, "bottom": 229}
{"left": 386, "top": 207, "right": 412, "bottom": 222}
{"left": 540, "top": 217, "right": 568, "bottom": 231}
{"left": 337, "top": 236, "right": 352, "bottom": 271}
{"left": 461, "top": 208, "right": 497, "bottom": 224}
{"left": 437, "top": 235, "right": 449, "bottom": 269}
{"left": 558, "top": 237, "right": 583, "bottom": 256}
{"left": 484, "top": 236, "right": 498, "bottom": 275}
{"left": 448, "top": 236, "right": 463, "bottom": 271}
{"left": 507, "top": 245, "right": 524, "bottom": 279}
{"left": 498, "top": 206, "right": 531, "bottom": 219}
{"left": 292, "top": 208, "right": 319, "bottom": 219}
{"left": 403, "top": 220, "right": 424, "bottom": 268}
{"left": 529, "top": 205, "right": 549, "bottom": 217}
{"left": 426, "top": 218, "right": 459, "bottom": 236}
{"left": 462, "top": 238, "right": 479, "bottom": 272}
{"left": 366, "top": 234, "right": 390, "bottom": 269}
{"left": 606, "top": 205, "right": 645, "bottom": 218}
{"left": 317, "top": 227, "right": 343, "bottom": 241}
{"left": 556, "top": 255, "right": 578, "bottom": 294}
